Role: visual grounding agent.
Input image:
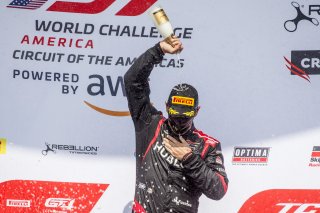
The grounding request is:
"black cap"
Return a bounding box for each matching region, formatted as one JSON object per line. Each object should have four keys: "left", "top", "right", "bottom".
{"left": 167, "top": 83, "right": 199, "bottom": 117}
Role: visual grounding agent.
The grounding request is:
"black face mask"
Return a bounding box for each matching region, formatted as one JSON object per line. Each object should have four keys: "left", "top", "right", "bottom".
{"left": 168, "top": 115, "right": 194, "bottom": 135}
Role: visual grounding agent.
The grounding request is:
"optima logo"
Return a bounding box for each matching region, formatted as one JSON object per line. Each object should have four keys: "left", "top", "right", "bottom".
{"left": 232, "top": 147, "right": 270, "bottom": 165}
{"left": 171, "top": 96, "right": 194, "bottom": 107}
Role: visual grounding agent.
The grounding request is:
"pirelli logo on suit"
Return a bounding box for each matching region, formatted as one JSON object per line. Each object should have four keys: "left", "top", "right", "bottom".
{"left": 171, "top": 96, "right": 194, "bottom": 107}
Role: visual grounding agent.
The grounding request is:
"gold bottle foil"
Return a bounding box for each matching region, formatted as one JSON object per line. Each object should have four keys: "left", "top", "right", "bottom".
{"left": 165, "top": 36, "right": 175, "bottom": 47}
{"left": 153, "top": 9, "right": 169, "bottom": 25}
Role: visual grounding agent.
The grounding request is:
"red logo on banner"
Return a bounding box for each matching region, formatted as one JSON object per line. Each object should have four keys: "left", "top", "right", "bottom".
{"left": 238, "top": 189, "right": 320, "bottom": 213}
{"left": 48, "top": 0, "right": 157, "bottom": 16}
{"left": 309, "top": 146, "right": 320, "bottom": 167}
{"left": 0, "top": 180, "right": 109, "bottom": 212}
{"left": 284, "top": 56, "right": 310, "bottom": 82}
{"left": 7, "top": 0, "right": 157, "bottom": 16}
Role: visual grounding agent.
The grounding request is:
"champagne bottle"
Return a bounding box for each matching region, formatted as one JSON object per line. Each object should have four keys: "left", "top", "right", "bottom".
{"left": 150, "top": 6, "right": 181, "bottom": 65}
{"left": 150, "top": 6, "right": 175, "bottom": 47}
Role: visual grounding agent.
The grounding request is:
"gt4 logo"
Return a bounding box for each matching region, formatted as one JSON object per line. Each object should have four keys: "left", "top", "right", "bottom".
{"left": 45, "top": 198, "right": 75, "bottom": 209}
{"left": 7, "top": 0, "right": 157, "bottom": 16}
{"left": 277, "top": 203, "right": 320, "bottom": 213}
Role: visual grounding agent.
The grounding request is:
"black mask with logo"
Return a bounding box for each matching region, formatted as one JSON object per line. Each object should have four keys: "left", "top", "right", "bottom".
{"left": 167, "top": 115, "right": 194, "bottom": 136}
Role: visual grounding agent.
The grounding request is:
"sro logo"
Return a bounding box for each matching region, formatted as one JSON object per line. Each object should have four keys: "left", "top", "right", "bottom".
{"left": 277, "top": 203, "right": 320, "bottom": 213}
{"left": 284, "top": 2, "right": 319, "bottom": 32}
{"left": 8, "top": 0, "right": 157, "bottom": 16}
{"left": 45, "top": 198, "right": 75, "bottom": 209}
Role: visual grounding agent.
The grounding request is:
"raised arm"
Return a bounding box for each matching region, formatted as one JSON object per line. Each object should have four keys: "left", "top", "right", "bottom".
{"left": 124, "top": 43, "right": 163, "bottom": 129}
{"left": 124, "top": 38, "right": 183, "bottom": 130}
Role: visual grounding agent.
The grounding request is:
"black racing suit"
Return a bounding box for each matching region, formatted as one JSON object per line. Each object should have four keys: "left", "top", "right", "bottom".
{"left": 124, "top": 43, "right": 228, "bottom": 213}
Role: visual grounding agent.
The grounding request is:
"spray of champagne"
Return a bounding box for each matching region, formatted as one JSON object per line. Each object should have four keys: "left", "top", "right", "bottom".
{"left": 150, "top": 6, "right": 181, "bottom": 64}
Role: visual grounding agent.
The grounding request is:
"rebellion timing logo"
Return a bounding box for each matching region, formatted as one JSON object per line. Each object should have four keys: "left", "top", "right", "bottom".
{"left": 232, "top": 147, "right": 270, "bottom": 165}
{"left": 284, "top": 1, "right": 320, "bottom": 32}
{"left": 42, "top": 142, "right": 99, "bottom": 155}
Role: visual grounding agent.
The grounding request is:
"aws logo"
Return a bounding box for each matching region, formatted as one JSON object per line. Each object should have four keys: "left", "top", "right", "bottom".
{"left": 84, "top": 101, "right": 130, "bottom": 117}
{"left": 84, "top": 75, "right": 130, "bottom": 117}
{"left": 7, "top": 0, "right": 157, "bottom": 16}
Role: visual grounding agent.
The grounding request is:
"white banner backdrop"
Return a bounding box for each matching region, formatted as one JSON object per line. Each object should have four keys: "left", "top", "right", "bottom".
{"left": 1, "top": 0, "right": 320, "bottom": 212}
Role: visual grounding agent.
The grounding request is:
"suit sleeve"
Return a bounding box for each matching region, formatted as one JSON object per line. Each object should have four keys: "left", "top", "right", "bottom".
{"left": 124, "top": 43, "right": 164, "bottom": 131}
{"left": 181, "top": 143, "right": 229, "bottom": 200}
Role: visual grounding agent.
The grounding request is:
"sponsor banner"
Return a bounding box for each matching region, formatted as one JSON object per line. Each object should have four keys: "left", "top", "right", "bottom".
{"left": 8, "top": 18, "right": 191, "bottom": 117}
{"left": 1, "top": 1, "right": 320, "bottom": 212}
{"left": 0, "top": 180, "right": 108, "bottom": 212}
{"left": 238, "top": 189, "right": 320, "bottom": 213}
{"left": 232, "top": 147, "right": 270, "bottom": 166}
{"left": 0, "top": 139, "right": 6, "bottom": 155}
{"left": 7, "top": 0, "right": 157, "bottom": 16}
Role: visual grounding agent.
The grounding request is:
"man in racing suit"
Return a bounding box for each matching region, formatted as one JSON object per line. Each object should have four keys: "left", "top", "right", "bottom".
{"left": 124, "top": 37, "right": 228, "bottom": 213}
